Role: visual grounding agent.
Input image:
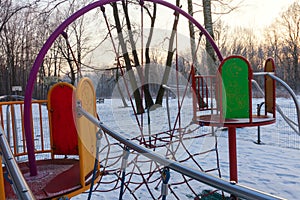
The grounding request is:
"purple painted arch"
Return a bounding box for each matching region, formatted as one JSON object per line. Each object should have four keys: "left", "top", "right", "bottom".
{"left": 24, "top": 0, "right": 223, "bottom": 176}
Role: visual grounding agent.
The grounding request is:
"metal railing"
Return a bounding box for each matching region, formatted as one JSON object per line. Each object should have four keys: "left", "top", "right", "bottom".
{"left": 0, "top": 100, "right": 51, "bottom": 158}
{"left": 0, "top": 126, "right": 36, "bottom": 200}
{"left": 193, "top": 75, "right": 216, "bottom": 112}
{"left": 77, "top": 105, "right": 285, "bottom": 200}
{"left": 253, "top": 72, "right": 300, "bottom": 135}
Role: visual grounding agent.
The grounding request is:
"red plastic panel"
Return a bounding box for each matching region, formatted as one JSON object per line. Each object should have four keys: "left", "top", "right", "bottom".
{"left": 48, "top": 83, "right": 78, "bottom": 155}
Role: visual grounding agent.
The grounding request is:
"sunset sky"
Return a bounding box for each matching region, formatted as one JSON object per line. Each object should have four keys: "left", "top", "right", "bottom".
{"left": 221, "top": 0, "right": 295, "bottom": 29}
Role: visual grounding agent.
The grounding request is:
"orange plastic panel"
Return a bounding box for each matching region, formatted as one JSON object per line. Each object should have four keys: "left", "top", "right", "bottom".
{"left": 0, "top": 156, "right": 5, "bottom": 200}
{"left": 264, "top": 58, "right": 276, "bottom": 115}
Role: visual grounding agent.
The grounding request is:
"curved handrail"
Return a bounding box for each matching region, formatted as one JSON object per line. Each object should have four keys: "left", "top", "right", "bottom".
{"left": 76, "top": 105, "right": 285, "bottom": 200}
{"left": 252, "top": 79, "right": 299, "bottom": 134}
{"left": 0, "top": 127, "right": 35, "bottom": 200}
{"left": 253, "top": 72, "right": 300, "bottom": 134}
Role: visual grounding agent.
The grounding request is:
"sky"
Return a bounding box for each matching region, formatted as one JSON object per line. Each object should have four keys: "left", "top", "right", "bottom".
{"left": 221, "top": 0, "right": 296, "bottom": 30}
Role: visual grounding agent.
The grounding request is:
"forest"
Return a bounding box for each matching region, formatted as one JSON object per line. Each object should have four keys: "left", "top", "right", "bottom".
{"left": 0, "top": 0, "right": 299, "bottom": 101}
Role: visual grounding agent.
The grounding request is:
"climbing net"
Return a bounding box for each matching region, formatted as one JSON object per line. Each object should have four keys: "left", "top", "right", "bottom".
{"left": 92, "top": 99, "right": 224, "bottom": 199}
{"left": 27, "top": 0, "right": 227, "bottom": 199}
{"left": 86, "top": 2, "right": 225, "bottom": 198}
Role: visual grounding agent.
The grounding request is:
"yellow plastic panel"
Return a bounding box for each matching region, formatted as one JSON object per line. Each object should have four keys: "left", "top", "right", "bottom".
{"left": 76, "top": 78, "right": 98, "bottom": 186}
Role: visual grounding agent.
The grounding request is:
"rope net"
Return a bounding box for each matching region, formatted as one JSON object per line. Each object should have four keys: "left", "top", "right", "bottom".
{"left": 21, "top": 0, "right": 227, "bottom": 198}
{"left": 67, "top": 2, "right": 224, "bottom": 199}
{"left": 91, "top": 95, "right": 224, "bottom": 199}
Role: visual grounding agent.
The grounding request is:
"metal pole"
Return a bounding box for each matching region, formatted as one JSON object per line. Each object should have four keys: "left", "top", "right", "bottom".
{"left": 77, "top": 106, "right": 285, "bottom": 200}
{"left": 254, "top": 73, "right": 300, "bottom": 135}
{"left": 0, "top": 127, "right": 35, "bottom": 199}
{"left": 119, "top": 147, "right": 130, "bottom": 200}
{"left": 228, "top": 127, "right": 238, "bottom": 183}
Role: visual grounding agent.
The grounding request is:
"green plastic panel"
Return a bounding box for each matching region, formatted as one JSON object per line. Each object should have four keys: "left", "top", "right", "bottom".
{"left": 221, "top": 57, "right": 250, "bottom": 119}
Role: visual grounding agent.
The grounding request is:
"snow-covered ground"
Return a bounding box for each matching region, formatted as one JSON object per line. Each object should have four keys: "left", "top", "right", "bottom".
{"left": 72, "top": 96, "right": 300, "bottom": 200}
{"left": 1, "top": 94, "right": 298, "bottom": 199}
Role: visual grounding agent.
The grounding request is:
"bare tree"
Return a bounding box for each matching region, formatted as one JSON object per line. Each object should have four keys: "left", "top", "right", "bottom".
{"left": 187, "top": 0, "right": 200, "bottom": 70}
{"left": 112, "top": 2, "right": 144, "bottom": 114}
{"left": 143, "top": 3, "right": 157, "bottom": 109}
{"left": 0, "top": 0, "right": 34, "bottom": 33}
{"left": 202, "top": 0, "right": 217, "bottom": 75}
{"left": 155, "top": 0, "right": 180, "bottom": 105}
{"left": 278, "top": 2, "right": 300, "bottom": 92}
{"left": 121, "top": 0, "right": 154, "bottom": 109}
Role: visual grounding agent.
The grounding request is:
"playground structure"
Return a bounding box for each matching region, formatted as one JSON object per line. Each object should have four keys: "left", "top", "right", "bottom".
{"left": 0, "top": 0, "right": 300, "bottom": 199}
{"left": 192, "top": 56, "right": 276, "bottom": 183}
{"left": 0, "top": 79, "right": 101, "bottom": 199}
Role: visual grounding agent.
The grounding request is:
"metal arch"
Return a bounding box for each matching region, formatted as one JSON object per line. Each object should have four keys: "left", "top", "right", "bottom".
{"left": 24, "top": 0, "right": 223, "bottom": 176}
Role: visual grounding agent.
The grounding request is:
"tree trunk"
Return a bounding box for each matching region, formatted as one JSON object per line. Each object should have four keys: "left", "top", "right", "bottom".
{"left": 144, "top": 3, "right": 157, "bottom": 109}
{"left": 293, "top": 44, "right": 299, "bottom": 92}
{"left": 202, "top": 0, "right": 217, "bottom": 75}
{"left": 112, "top": 2, "right": 144, "bottom": 114}
{"left": 187, "top": 0, "right": 200, "bottom": 70}
{"left": 122, "top": 1, "right": 154, "bottom": 109}
{"left": 115, "top": 68, "right": 128, "bottom": 107}
{"left": 145, "top": 3, "right": 156, "bottom": 109}
{"left": 155, "top": 0, "right": 180, "bottom": 105}
{"left": 187, "top": 0, "right": 207, "bottom": 108}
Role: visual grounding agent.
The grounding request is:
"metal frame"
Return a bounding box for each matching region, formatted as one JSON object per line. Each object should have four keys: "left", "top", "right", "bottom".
{"left": 253, "top": 72, "right": 300, "bottom": 135}
{"left": 77, "top": 105, "right": 285, "bottom": 200}
{"left": 0, "top": 127, "right": 35, "bottom": 200}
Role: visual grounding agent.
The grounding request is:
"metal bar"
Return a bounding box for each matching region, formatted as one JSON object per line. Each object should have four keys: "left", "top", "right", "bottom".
{"left": 163, "top": 85, "right": 172, "bottom": 131}
{"left": 253, "top": 72, "right": 275, "bottom": 76}
{"left": 228, "top": 127, "right": 238, "bottom": 183}
{"left": 20, "top": 104, "right": 26, "bottom": 155}
{"left": 253, "top": 74, "right": 300, "bottom": 134}
{"left": 0, "top": 127, "right": 36, "bottom": 200}
{"left": 77, "top": 106, "right": 285, "bottom": 200}
{"left": 267, "top": 74, "right": 300, "bottom": 134}
{"left": 6, "top": 105, "right": 11, "bottom": 148}
{"left": 38, "top": 103, "right": 45, "bottom": 151}
{"left": 11, "top": 105, "right": 19, "bottom": 155}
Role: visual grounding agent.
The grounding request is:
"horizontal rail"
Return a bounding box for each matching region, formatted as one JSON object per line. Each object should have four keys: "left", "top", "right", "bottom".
{"left": 0, "top": 99, "right": 47, "bottom": 106}
{"left": 77, "top": 105, "right": 285, "bottom": 200}
{"left": 0, "top": 127, "right": 35, "bottom": 200}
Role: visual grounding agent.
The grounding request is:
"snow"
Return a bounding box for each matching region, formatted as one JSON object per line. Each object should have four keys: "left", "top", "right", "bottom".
{"left": 72, "top": 96, "right": 300, "bottom": 200}
{"left": 2, "top": 95, "right": 299, "bottom": 199}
